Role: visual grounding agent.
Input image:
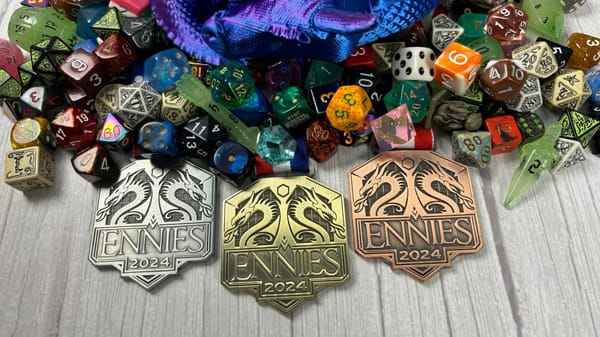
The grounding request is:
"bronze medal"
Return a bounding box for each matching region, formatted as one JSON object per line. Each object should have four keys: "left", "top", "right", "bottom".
{"left": 221, "top": 176, "right": 349, "bottom": 313}
{"left": 349, "top": 150, "right": 482, "bottom": 281}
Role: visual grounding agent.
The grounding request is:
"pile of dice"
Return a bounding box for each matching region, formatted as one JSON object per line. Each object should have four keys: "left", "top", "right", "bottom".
{"left": 1, "top": 0, "right": 599, "bottom": 199}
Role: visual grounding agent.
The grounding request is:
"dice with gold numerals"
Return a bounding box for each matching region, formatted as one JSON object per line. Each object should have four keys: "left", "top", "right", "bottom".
{"left": 434, "top": 42, "right": 482, "bottom": 95}
{"left": 4, "top": 146, "right": 55, "bottom": 191}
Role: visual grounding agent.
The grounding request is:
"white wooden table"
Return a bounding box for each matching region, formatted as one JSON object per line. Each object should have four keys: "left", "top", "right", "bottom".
{"left": 1, "top": 1, "right": 600, "bottom": 336}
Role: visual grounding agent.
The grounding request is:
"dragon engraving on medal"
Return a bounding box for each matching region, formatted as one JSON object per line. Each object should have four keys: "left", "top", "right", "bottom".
{"left": 353, "top": 160, "right": 408, "bottom": 216}
{"left": 159, "top": 168, "right": 214, "bottom": 221}
{"left": 90, "top": 160, "right": 216, "bottom": 290}
{"left": 349, "top": 151, "right": 482, "bottom": 281}
{"left": 224, "top": 188, "right": 281, "bottom": 247}
{"left": 353, "top": 158, "right": 474, "bottom": 216}
{"left": 96, "top": 169, "right": 152, "bottom": 225}
{"left": 288, "top": 186, "right": 344, "bottom": 243}
{"left": 224, "top": 185, "right": 343, "bottom": 247}
{"left": 96, "top": 168, "right": 213, "bottom": 225}
{"left": 221, "top": 177, "right": 349, "bottom": 313}
{"left": 414, "top": 159, "right": 475, "bottom": 213}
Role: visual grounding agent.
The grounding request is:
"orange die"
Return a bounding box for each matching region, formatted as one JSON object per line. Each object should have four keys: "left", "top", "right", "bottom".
{"left": 434, "top": 42, "right": 482, "bottom": 95}
{"left": 484, "top": 115, "right": 522, "bottom": 155}
{"left": 326, "top": 85, "right": 372, "bottom": 131}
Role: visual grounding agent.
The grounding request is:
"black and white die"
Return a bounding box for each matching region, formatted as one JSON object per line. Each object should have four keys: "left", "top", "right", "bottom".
{"left": 392, "top": 47, "right": 436, "bottom": 82}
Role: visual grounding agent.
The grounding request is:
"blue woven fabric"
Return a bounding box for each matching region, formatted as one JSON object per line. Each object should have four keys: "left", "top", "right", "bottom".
{"left": 150, "top": 0, "right": 440, "bottom": 65}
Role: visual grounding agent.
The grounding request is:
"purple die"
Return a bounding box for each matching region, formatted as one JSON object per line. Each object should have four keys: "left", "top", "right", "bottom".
{"left": 143, "top": 48, "right": 190, "bottom": 92}
{"left": 265, "top": 59, "right": 303, "bottom": 94}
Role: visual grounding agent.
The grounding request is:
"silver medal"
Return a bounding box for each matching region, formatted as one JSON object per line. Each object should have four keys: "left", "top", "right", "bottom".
{"left": 90, "top": 159, "right": 216, "bottom": 289}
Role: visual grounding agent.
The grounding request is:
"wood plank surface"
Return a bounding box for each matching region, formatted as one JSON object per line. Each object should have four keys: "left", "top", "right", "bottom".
{"left": 0, "top": 1, "right": 599, "bottom": 336}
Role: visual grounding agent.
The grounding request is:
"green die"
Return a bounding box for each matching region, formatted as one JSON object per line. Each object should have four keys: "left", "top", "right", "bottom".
{"left": 0, "top": 69, "right": 22, "bottom": 99}
{"left": 468, "top": 36, "right": 504, "bottom": 73}
{"left": 30, "top": 36, "right": 72, "bottom": 85}
{"left": 209, "top": 60, "right": 255, "bottom": 107}
{"left": 383, "top": 80, "right": 430, "bottom": 123}
{"left": 457, "top": 13, "right": 488, "bottom": 45}
{"left": 520, "top": 0, "right": 564, "bottom": 40}
{"left": 452, "top": 131, "right": 492, "bottom": 168}
{"left": 8, "top": 7, "right": 79, "bottom": 51}
{"left": 304, "top": 60, "right": 344, "bottom": 90}
{"left": 91, "top": 7, "right": 122, "bottom": 41}
{"left": 272, "top": 86, "right": 314, "bottom": 132}
{"left": 558, "top": 110, "right": 600, "bottom": 148}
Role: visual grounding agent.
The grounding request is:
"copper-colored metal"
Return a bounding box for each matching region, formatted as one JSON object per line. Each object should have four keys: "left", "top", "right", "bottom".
{"left": 221, "top": 176, "right": 349, "bottom": 313}
{"left": 349, "top": 150, "right": 482, "bottom": 281}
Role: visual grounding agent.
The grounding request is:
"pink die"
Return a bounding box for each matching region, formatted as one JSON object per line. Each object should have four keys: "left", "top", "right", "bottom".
{"left": 109, "top": 0, "right": 150, "bottom": 16}
{"left": 0, "top": 38, "right": 24, "bottom": 79}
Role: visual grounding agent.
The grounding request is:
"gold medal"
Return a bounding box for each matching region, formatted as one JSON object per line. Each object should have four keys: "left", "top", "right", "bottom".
{"left": 221, "top": 176, "right": 349, "bottom": 313}
{"left": 349, "top": 150, "right": 482, "bottom": 281}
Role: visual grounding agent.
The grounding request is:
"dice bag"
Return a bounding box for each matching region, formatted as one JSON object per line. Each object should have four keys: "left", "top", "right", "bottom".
{"left": 149, "top": 0, "right": 441, "bottom": 65}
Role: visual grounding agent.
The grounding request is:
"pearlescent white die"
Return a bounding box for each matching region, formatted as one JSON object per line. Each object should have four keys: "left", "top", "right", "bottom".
{"left": 392, "top": 47, "right": 436, "bottom": 82}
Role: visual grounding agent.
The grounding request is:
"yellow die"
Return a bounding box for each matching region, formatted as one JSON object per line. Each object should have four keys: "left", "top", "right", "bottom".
{"left": 541, "top": 69, "right": 591, "bottom": 112}
{"left": 4, "top": 146, "right": 55, "bottom": 191}
{"left": 325, "top": 85, "right": 372, "bottom": 131}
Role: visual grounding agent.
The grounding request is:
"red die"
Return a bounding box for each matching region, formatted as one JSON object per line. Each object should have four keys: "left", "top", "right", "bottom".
{"left": 64, "top": 84, "right": 95, "bottom": 112}
{"left": 71, "top": 144, "right": 119, "bottom": 183}
{"left": 484, "top": 3, "right": 528, "bottom": 42}
{"left": 306, "top": 119, "right": 339, "bottom": 162}
{"left": 484, "top": 115, "right": 522, "bottom": 154}
{"left": 344, "top": 45, "right": 375, "bottom": 69}
{"left": 52, "top": 107, "right": 98, "bottom": 150}
{"left": 60, "top": 49, "right": 109, "bottom": 96}
{"left": 93, "top": 33, "right": 138, "bottom": 76}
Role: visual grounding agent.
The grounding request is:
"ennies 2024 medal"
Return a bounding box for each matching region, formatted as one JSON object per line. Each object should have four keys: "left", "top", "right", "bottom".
{"left": 222, "top": 176, "right": 350, "bottom": 313}
{"left": 349, "top": 150, "right": 482, "bottom": 281}
{"left": 90, "top": 160, "right": 216, "bottom": 289}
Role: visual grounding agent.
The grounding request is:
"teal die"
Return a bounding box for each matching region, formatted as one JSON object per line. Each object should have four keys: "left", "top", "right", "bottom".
{"left": 209, "top": 60, "right": 255, "bottom": 107}
{"left": 452, "top": 131, "right": 492, "bottom": 168}
{"left": 383, "top": 80, "right": 430, "bottom": 123}
{"left": 457, "top": 13, "right": 488, "bottom": 45}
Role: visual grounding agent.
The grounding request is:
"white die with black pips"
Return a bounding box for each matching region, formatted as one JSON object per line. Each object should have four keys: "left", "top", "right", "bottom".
{"left": 392, "top": 47, "right": 437, "bottom": 82}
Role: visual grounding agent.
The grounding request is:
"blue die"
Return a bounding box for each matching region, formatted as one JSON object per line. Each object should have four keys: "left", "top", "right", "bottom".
{"left": 143, "top": 48, "right": 190, "bottom": 92}
{"left": 585, "top": 64, "right": 600, "bottom": 103}
{"left": 137, "top": 121, "right": 178, "bottom": 158}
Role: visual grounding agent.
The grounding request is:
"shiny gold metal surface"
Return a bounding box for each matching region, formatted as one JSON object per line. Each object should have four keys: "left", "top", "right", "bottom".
{"left": 221, "top": 176, "right": 349, "bottom": 313}
{"left": 349, "top": 150, "right": 482, "bottom": 281}
{"left": 10, "top": 117, "right": 55, "bottom": 150}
